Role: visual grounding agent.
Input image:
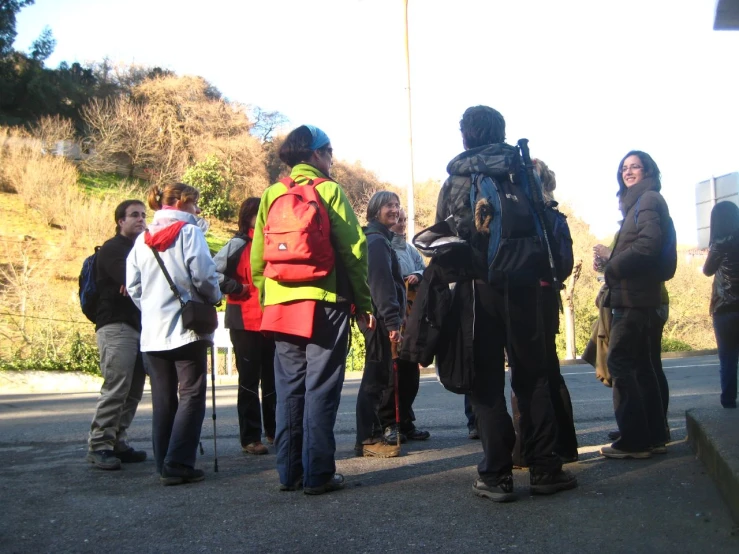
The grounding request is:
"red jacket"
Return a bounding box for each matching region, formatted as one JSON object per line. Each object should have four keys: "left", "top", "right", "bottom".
{"left": 214, "top": 230, "right": 263, "bottom": 331}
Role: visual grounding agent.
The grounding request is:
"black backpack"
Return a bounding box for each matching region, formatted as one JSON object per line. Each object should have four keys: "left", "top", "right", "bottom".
{"left": 78, "top": 247, "right": 100, "bottom": 323}
{"left": 542, "top": 201, "right": 574, "bottom": 283}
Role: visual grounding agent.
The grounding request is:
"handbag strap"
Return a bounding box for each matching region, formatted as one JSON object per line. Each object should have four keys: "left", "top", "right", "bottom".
{"left": 150, "top": 247, "right": 186, "bottom": 308}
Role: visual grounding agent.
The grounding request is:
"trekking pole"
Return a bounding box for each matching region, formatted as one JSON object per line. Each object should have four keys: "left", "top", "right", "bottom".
{"left": 210, "top": 344, "right": 219, "bottom": 472}
{"left": 518, "top": 138, "right": 562, "bottom": 308}
{"left": 391, "top": 341, "right": 401, "bottom": 449}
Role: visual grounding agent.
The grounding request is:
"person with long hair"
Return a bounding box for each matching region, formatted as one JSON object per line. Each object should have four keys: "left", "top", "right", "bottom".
{"left": 251, "top": 125, "right": 374, "bottom": 495}
{"left": 214, "top": 197, "right": 277, "bottom": 454}
{"left": 703, "top": 201, "right": 739, "bottom": 409}
{"left": 127, "top": 182, "right": 221, "bottom": 485}
{"left": 600, "top": 151, "right": 671, "bottom": 460}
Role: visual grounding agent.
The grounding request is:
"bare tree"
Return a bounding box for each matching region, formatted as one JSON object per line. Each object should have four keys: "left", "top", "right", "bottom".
{"left": 32, "top": 115, "right": 75, "bottom": 154}
{"left": 249, "top": 106, "right": 289, "bottom": 142}
{"left": 563, "top": 259, "right": 583, "bottom": 359}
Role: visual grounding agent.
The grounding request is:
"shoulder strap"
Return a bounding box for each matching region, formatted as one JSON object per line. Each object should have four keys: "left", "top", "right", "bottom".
{"left": 634, "top": 197, "right": 641, "bottom": 225}
{"left": 150, "top": 247, "right": 186, "bottom": 307}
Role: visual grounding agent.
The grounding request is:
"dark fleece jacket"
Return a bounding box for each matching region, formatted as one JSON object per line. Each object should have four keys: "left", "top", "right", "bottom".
{"left": 605, "top": 177, "right": 670, "bottom": 308}
{"left": 364, "top": 220, "right": 406, "bottom": 332}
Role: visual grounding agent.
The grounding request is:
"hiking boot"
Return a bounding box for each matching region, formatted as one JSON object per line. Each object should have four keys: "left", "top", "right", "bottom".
{"left": 160, "top": 463, "right": 205, "bottom": 486}
{"left": 116, "top": 447, "right": 147, "bottom": 463}
{"left": 384, "top": 425, "right": 407, "bottom": 444}
{"left": 242, "top": 441, "right": 269, "bottom": 455}
{"left": 608, "top": 430, "right": 621, "bottom": 441}
{"left": 530, "top": 469, "right": 578, "bottom": 495}
{"left": 403, "top": 427, "right": 431, "bottom": 441}
{"left": 357, "top": 440, "right": 401, "bottom": 458}
{"left": 600, "top": 445, "right": 652, "bottom": 459}
{"left": 304, "top": 473, "right": 345, "bottom": 496}
{"left": 472, "top": 475, "right": 515, "bottom": 503}
{"left": 279, "top": 475, "right": 304, "bottom": 492}
{"left": 86, "top": 449, "right": 121, "bottom": 470}
{"left": 468, "top": 429, "right": 480, "bottom": 440}
{"left": 650, "top": 444, "right": 667, "bottom": 455}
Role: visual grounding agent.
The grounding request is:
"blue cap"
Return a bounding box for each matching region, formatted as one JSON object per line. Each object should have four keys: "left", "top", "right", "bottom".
{"left": 305, "top": 124, "right": 330, "bottom": 150}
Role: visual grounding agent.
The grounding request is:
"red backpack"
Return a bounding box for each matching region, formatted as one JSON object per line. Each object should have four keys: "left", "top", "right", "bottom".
{"left": 262, "top": 177, "right": 335, "bottom": 282}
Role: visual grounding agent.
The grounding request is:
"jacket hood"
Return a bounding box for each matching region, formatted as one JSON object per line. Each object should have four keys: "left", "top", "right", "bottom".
{"left": 144, "top": 209, "right": 199, "bottom": 251}
{"left": 364, "top": 219, "right": 394, "bottom": 240}
{"left": 619, "top": 177, "right": 661, "bottom": 216}
{"left": 446, "top": 143, "right": 520, "bottom": 178}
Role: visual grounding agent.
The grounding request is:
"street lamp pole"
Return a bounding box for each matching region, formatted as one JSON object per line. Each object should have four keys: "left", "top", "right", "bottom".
{"left": 403, "top": 0, "right": 416, "bottom": 238}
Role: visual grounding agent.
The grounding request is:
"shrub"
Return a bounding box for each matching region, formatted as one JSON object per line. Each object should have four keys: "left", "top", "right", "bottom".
{"left": 661, "top": 337, "right": 693, "bottom": 353}
{"left": 182, "top": 155, "right": 234, "bottom": 219}
{"left": 346, "top": 321, "right": 366, "bottom": 372}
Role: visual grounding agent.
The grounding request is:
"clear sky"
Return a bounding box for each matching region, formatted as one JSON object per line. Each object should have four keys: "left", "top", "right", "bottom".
{"left": 14, "top": 0, "right": 739, "bottom": 244}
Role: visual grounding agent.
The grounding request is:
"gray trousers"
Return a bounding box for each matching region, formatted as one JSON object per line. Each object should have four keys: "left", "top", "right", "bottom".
{"left": 88, "top": 323, "right": 146, "bottom": 452}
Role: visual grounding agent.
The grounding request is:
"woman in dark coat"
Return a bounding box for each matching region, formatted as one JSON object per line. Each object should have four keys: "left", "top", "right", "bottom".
{"left": 214, "top": 198, "right": 276, "bottom": 455}
{"left": 703, "top": 201, "right": 739, "bottom": 409}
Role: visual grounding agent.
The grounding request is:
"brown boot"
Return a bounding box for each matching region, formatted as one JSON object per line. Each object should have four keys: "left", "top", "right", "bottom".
{"left": 242, "top": 441, "right": 268, "bottom": 455}
{"left": 359, "top": 441, "right": 400, "bottom": 458}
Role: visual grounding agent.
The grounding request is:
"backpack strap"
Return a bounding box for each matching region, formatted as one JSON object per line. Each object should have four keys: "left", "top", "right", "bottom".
{"left": 634, "top": 197, "right": 641, "bottom": 225}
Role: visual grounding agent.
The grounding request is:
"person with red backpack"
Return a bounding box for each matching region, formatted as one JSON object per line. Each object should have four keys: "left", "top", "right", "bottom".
{"left": 251, "top": 125, "right": 374, "bottom": 495}
{"left": 214, "top": 197, "right": 276, "bottom": 456}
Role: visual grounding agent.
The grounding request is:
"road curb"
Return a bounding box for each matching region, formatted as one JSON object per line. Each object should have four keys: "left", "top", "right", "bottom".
{"left": 686, "top": 407, "right": 739, "bottom": 524}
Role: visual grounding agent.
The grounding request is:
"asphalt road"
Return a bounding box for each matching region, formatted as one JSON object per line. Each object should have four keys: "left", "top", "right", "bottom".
{"left": 0, "top": 355, "right": 737, "bottom": 553}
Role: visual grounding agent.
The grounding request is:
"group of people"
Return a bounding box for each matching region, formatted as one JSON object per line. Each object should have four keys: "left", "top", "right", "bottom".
{"left": 83, "top": 104, "right": 738, "bottom": 501}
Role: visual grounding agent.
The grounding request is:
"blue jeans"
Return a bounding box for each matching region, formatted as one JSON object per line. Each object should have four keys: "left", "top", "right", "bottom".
{"left": 273, "top": 304, "right": 349, "bottom": 489}
{"left": 712, "top": 310, "right": 739, "bottom": 408}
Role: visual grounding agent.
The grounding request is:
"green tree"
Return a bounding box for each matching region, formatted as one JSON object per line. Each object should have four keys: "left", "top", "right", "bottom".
{"left": 0, "top": 0, "right": 34, "bottom": 56}
{"left": 182, "top": 155, "right": 234, "bottom": 219}
{"left": 29, "top": 25, "right": 54, "bottom": 62}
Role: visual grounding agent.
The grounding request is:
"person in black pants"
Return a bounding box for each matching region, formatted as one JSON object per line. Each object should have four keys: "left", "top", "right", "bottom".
{"left": 378, "top": 208, "right": 430, "bottom": 443}
{"left": 214, "top": 198, "right": 276, "bottom": 456}
{"left": 601, "top": 150, "right": 672, "bottom": 459}
{"left": 435, "top": 105, "right": 577, "bottom": 502}
{"left": 355, "top": 191, "right": 406, "bottom": 458}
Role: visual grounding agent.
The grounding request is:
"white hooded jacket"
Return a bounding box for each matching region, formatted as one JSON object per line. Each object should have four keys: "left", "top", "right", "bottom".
{"left": 127, "top": 209, "right": 222, "bottom": 352}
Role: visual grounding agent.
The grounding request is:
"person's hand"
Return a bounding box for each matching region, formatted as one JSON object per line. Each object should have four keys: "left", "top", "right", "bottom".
{"left": 230, "top": 285, "right": 250, "bottom": 300}
{"left": 119, "top": 285, "right": 129, "bottom": 297}
{"left": 357, "top": 313, "right": 376, "bottom": 331}
{"left": 593, "top": 244, "right": 611, "bottom": 259}
{"left": 406, "top": 274, "right": 419, "bottom": 286}
{"left": 389, "top": 329, "right": 402, "bottom": 343}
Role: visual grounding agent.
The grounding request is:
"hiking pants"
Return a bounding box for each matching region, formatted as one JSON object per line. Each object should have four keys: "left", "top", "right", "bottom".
{"left": 712, "top": 310, "right": 739, "bottom": 408}
{"left": 230, "top": 329, "right": 276, "bottom": 446}
{"left": 146, "top": 340, "right": 208, "bottom": 473}
{"left": 273, "top": 304, "right": 349, "bottom": 489}
{"left": 378, "top": 358, "right": 420, "bottom": 432}
{"left": 471, "top": 282, "right": 561, "bottom": 484}
{"left": 89, "top": 322, "right": 146, "bottom": 452}
{"left": 607, "top": 308, "right": 668, "bottom": 451}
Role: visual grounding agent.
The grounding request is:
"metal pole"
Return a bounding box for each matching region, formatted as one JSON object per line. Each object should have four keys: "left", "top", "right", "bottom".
{"left": 403, "top": 0, "right": 416, "bottom": 238}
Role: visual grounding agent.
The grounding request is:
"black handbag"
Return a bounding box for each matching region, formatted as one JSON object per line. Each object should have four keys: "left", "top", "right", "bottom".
{"left": 150, "top": 247, "right": 218, "bottom": 335}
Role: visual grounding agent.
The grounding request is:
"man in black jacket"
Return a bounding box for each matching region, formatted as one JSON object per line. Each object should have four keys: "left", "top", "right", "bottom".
{"left": 436, "top": 106, "right": 577, "bottom": 502}
{"left": 86, "top": 200, "right": 148, "bottom": 470}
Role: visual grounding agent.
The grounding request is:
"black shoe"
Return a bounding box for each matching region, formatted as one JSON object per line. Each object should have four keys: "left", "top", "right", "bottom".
{"left": 160, "top": 463, "right": 205, "bottom": 486}
{"left": 304, "top": 473, "right": 345, "bottom": 495}
{"left": 116, "top": 447, "right": 147, "bottom": 463}
{"left": 86, "top": 449, "right": 121, "bottom": 470}
{"left": 472, "top": 475, "right": 515, "bottom": 503}
{"left": 468, "top": 429, "right": 480, "bottom": 440}
{"left": 608, "top": 430, "right": 621, "bottom": 441}
{"left": 384, "top": 425, "right": 407, "bottom": 444}
{"left": 279, "top": 475, "right": 304, "bottom": 492}
{"left": 403, "top": 427, "right": 430, "bottom": 441}
{"left": 530, "top": 469, "right": 578, "bottom": 495}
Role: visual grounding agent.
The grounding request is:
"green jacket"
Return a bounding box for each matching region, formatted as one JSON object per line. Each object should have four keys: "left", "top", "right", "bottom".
{"left": 251, "top": 163, "right": 373, "bottom": 314}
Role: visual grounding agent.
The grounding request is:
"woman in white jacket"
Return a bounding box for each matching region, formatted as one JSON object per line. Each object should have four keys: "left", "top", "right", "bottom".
{"left": 127, "top": 182, "right": 221, "bottom": 485}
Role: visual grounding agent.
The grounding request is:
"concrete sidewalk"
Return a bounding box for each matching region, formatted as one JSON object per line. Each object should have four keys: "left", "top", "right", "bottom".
{"left": 687, "top": 407, "right": 739, "bottom": 523}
